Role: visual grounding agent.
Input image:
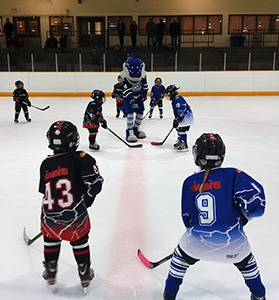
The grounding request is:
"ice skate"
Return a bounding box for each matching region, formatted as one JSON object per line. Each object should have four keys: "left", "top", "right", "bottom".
{"left": 177, "top": 141, "right": 188, "bottom": 151}
{"left": 250, "top": 295, "right": 266, "bottom": 300}
{"left": 26, "top": 118, "right": 31, "bottom": 122}
{"left": 148, "top": 113, "right": 152, "bottom": 119}
{"left": 160, "top": 113, "right": 163, "bottom": 119}
{"left": 14, "top": 119, "right": 19, "bottom": 123}
{"left": 78, "top": 263, "right": 94, "bottom": 295}
{"left": 43, "top": 260, "right": 57, "bottom": 286}
{"left": 133, "top": 127, "right": 146, "bottom": 139}
{"left": 126, "top": 129, "right": 138, "bottom": 142}
{"left": 116, "top": 112, "right": 120, "bottom": 118}
{"left": 89, "top": 142, "right": 100, "bottom": 150}
{"left": 163, "top": 292, "right": 176, "bottom": 300}
{"left": 173, "top": 139, "right": 181, "bottom": 148}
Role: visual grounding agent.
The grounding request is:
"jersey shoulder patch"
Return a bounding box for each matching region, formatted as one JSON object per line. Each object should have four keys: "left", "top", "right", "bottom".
{"left": 80, "top": 151, "right": 87, "bottom": 158}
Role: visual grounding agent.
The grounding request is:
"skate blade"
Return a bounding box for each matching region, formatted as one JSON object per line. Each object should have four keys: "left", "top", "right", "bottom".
{"left": 83, "top": 286, "right": 88, "bottom": 295}
{"left": 48, "top": 284, "right": 56, "bottom": 293}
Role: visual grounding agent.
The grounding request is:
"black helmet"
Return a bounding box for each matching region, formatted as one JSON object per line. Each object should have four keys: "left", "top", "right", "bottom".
{"left": 47, "top": 121, "right": 79, "bottom": 153}
{"left": 15, "top": 80, "right": 24, "bottom": 88}
{"left": 166, "top": 84, "right": 179, "bottom": 99}
{"left": 91, "top": 89, "right": 106, "bottom": 104}
{"left": 192, "top": 133, "right": 226, "bottom": 169}
{"left": 154, "top": 77, "right": 162, "bottom": 84}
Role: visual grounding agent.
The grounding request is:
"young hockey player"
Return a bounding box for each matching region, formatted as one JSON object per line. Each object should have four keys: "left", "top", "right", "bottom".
{"left": 83, "top": 89, "right": 107, "bottom": 150}
{"left": 39, "top": 120, "right": 104, "bottom": 294}
{"left": 163, "top": 133, "right": 266, "bottom": 300}
{"left": 121, "top": 55, "right": 148, "bottom": 142}
{"left": 13, "top": 80, "right": 31, "bottom": 123}
{"left": 166, "top": 84, "right": 193, "bottom": 151}
{"left": 112, "top": 75, "right": 125, "bottom": 118}
{"left": 148, "top": 77, "right": 165, "bottom": 119}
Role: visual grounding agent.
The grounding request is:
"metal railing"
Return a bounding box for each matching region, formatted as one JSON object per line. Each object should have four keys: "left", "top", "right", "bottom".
{"left": 1, "top": 48, "right": 278, "bottom": 72}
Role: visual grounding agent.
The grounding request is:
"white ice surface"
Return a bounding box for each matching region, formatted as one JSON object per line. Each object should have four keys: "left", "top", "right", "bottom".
{"left": 0, "top": 96, "right": 278, "bottom": 300}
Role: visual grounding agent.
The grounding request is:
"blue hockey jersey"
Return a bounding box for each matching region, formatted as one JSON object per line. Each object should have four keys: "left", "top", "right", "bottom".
{"left": 178, "top": 167, "right": 265, "bottom": 263}
{"left": 122, "top": 77, "right": 148, "bottom": 114}
{"left": 150, "top": 84, "right": 165, "bottom": 100}
{"left": 172, "top": 95, "right": 193, "bottom": 126}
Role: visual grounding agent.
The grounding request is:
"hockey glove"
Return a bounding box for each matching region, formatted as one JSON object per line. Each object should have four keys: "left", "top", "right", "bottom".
{"left": 173, "top": 119, "right": 179, "bottom": 128}
{"left": 112, "top": 93, "right": 116, "bottom": 98}
{"left": 27, "top": 100, "right": 31, "bottom": 107}
{"left": 150, "top": 100, "right": 156, "bottom": 107}
{"left": 175, "top": 114, "right": 184, "bottom": 122}
{"left": 100, "top": 119, "right": 107, "bottom": 129}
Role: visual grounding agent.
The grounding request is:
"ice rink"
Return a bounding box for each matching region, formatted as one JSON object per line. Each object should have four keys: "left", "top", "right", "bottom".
{"left": 0, "top": 95, "right": 278, "bottom": 299}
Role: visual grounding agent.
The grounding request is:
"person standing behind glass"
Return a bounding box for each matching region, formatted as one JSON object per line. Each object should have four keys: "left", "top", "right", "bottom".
{"left": 169, "top": 18, "right": 181, "bottom": 48}
{"left": 155, "top": 18, "right": 165, "bottom": 46}
{"left": 130, "top": 20, "right": 138, "bottom": 48}
{"left": 4, "top": 18, "right": 14, "bottom": 48}
{"left": 117, "top": 19, "right": 126, "bottom": 49}
{"left": 145, "top": 17, "right": 156, "bottom": 46}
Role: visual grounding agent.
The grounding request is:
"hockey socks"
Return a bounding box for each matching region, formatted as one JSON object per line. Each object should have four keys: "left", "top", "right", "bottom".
{"left": 164, "top": 247, "right": 190, "bottom": 297}
{"left": 235, "top": 253, "right": 266, "bottom": 298}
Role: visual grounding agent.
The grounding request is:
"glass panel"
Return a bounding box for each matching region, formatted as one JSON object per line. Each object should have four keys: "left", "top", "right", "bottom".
{"left": 208, "top": 16, "right": 222, "bottom": 34}
{"left": 177, "top": 50, "right": 200, "bottom": 71}
{"left": 16, "top": 21, "right": 26, "bottom": 34}
{"left": 50, "top": 16, "right": 62, "bottom": 35}
{"left": 194, "top": 16, "right": 207, "bottom": 33}
{"left": 95, "top": 22, "right": 102, "bottom": 35}
{"left": 57, "top": 53, "right": 79, "bottom": 71}
{"left": 33, "top": 53, "right": 56, "bottom": 71}
{"left": 107, "top": 16, "right": 132, "bottom": 36}
{"left": 181, "top": 16, "right": 194, "bottom": 34}
{"left": 153, "top": 52, "right": 175, "bottom": 71}
{"left": 257, "top": 16, "right": 270, "bottom": 32}
{"left": 250, "top": 50, "right": 273, "bottom": 70}
{"left": 201, "top": 49, "right": 224, "bottom": 71}
{"left": 243, "top": 15, "right": 256, "bottom": 32}
{"left": 81, "top": 49, "right": 103, "bottom": 71}
{"left": 29, "top": 20, "right": 39, "bottom": 36}
{"left": 226, "top": 49, "right": 250, "bottom": 70}
{"left": 62, "top": 16, "right": 74, "bottom": 35}
{"left": 229, "top": 16, "right": 242, "bottom": 33}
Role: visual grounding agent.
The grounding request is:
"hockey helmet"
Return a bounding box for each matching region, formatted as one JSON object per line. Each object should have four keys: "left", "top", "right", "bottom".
{"left": 192, "top": 133, "right": 226, "bottom": 169}
{"left": 47, "top": 121, "right": 80, "bottom": 153}
{"left": 166, "top": 84, "right": 179, "bottom": 100}
{"left": 91, "top": 89, "right": 106, "bottom": 104}
{"left": 154, "top": 77, "right": 162, "bottom": 86}
{"left": 122, "top": 55, "right": 145, "bottom": 85}
{"left": 15, "top": 80, "right": 24, "bottom": 88}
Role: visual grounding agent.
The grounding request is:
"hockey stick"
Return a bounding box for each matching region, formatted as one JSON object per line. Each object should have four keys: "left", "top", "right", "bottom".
{"left": 137, "top": 249, "right": 172, "bottom": 269}
{"left": 23, "top": 228, "right": 42, "bottom": 246}
{"left": 23, "top": 102, "right": 50, "bottom": 111}
{"left": 151, "top": 127, "right": 174, "bottom": 146}
{"left": 142, "top": 109, "right": 151, "bottom": 120}
{"left": 106, "top": 127, "right": 143, "bottom": 148}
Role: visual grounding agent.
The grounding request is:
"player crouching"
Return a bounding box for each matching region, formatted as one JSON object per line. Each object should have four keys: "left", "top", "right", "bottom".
{"left": 83, "top": 90, "right": 107, "bottom": 150}
{"left": 166, "top": 85, "right": 193, "bottom": 151}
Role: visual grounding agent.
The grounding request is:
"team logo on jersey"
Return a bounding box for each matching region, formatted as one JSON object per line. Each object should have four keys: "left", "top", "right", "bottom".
{"left": 80, "top": 151, "right": 87, "bottom": 157}
{"left": 190, "top": 180, "right": 221, "bottom": 193}
{"left": 131, "top": 82, "right": 142, "bottom": 92}
{"left": 93, "top": 164, "right": 99, "bottom": 174}
{"left": 236, "top": 169, "right": 242, "bottom": 173}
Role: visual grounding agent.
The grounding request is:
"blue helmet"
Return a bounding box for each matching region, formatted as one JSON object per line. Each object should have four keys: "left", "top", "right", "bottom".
{"left": 122, "top": 55, "right": 145, "bottom": 85}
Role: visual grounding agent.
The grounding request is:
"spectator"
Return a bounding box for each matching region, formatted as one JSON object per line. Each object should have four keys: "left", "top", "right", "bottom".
{"left": 145, "top": 17, "right": 156, "bottom": 46}
{"left": 116, "top": 19, "right": 126, "bottom": 48}
{"left": 45, "top": 35, "right": 58, "bottom": 48}
{"left": 169, "top": 18, "right": 181, "bottom": 48}
{"left": 4, "top": 18, "right": 14, "bottom": 48}
{"left": 130, "top": 20, "right": 138, "bottom": 48}
{"left": 155, "top": 18, "right": 165, "bottom": 46}
{"left": 59, "top": 34, "right": 68, "bottom": 50}
{"left": 9, "top": 34, "right": 19, "bottom": 48}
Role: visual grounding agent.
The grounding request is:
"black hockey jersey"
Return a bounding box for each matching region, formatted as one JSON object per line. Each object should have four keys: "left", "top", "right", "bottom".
{"left": 13, "top": 88, "right": 30, "bottom": 105}
{"left": 112, "top": 82, "right": 124, "bottom": 102}
{"left": 83, "top": 100, "right": 104, "bottom": 129}
{"left": 39, "top": 150, "right": 103, "bottom": 242}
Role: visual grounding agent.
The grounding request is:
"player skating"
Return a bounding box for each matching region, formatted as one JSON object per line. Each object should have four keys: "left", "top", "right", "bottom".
{"left": 13, "top": 80, "right": 31, "bottom": 123}
{"left": 148, "top": 77, "right": 165, "bottom": 119}
{"left": 166, "top": 84, "right": 193, "bottom": 151}
{"left": 39, "top": 120, "right": 104, "bottom": 294}
{"left": 83, "top": 89, "right": 107, "bottom": 150}
{"left": 121, "top": 55, "right": 148, "bottom": 142}
{"left": 163, "top": 133, "right": 266, "bottom": 300}
{"left": 112, "top": 75, "right": 125, "bottom": 118}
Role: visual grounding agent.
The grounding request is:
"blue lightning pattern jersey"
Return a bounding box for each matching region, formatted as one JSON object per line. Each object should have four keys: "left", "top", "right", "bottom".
{"left": 122, "top": 77, "right": 148, "bottom": 114}
{"left": 171, "top": 95, "right": 193, "bottom": 126}
{"left": 150, "top": 84, "right": 165, "bottom": 100}
{"left": 179, "top": 167, "right": 265, "bottom": 263}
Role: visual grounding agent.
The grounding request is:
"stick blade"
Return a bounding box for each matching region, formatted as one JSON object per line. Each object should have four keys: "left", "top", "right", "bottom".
{"left": 42, "top": 106, "right": 50, "bottom": 111}
{"left": 151, "top": 142, "right": 162, "bottom": 146}
{"left": 129, "top": 143, "right": 143, "bottom": 148}
{"left": 23, "top": 227, "right": 31, "bottom": 246}
{"left": 137, "top": 249, "right": 151, "bottom": 268}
